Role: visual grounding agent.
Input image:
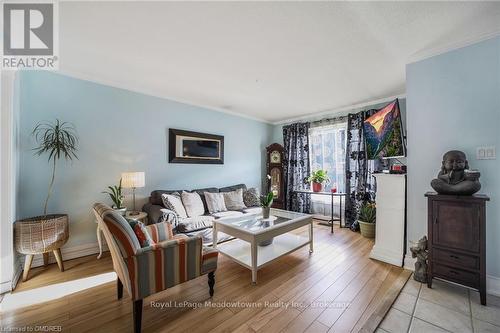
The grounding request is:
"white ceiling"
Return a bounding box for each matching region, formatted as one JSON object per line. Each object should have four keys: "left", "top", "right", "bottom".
{"left": 59, "top": 1, "right": 500, "bottom": 123}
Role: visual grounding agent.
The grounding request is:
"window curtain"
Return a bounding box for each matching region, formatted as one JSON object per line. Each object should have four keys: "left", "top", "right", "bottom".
{"left": 309, "top": 117, "right": 347, "bottom": 218}
{"left": 345, "top": 110, "right": 380, "bottom": 230}
{"left": 283, "top": 122, "right": 311, "bottom": 213}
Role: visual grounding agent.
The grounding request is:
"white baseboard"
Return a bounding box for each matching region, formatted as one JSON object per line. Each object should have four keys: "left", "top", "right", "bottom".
{"left": 29, "top": 242, "right": 108, "bottom": 268}
{"left": 404, "top": 254, "right": 416, "bottom": 271}
{"left": 402, "top": 254, "right": 500, "bottom": 297}
{"left": 0, "top": 281, "right": 12, "bottom": 294}
{"left": 7, "top": 242, "right": 108, "bottom": 292}
{"left": 369, "top": 246, "right": 404, "bottom": 267}
{"left": 487, "top": 275, "right": 500, "bottom": 297}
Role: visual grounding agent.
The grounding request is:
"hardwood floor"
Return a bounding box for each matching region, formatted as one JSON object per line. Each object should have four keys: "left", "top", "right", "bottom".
{"left": 0, "top": 221, "right": 410, "bottom": 333}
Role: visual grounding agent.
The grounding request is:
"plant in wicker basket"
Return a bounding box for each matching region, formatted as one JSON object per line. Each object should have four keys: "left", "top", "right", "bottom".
{"left": 14, "top": 119, "right": 78, "bottom": 281}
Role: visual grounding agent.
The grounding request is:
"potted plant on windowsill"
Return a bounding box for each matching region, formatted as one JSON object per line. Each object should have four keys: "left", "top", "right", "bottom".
{"left": 102, "top": 179, "right": 126, "bottom": 216}
{"left": 358, "top": 202, "right": 376, "bottom": 238}
{"left": 307, "top": 169, "right": 330, "bottom": 192}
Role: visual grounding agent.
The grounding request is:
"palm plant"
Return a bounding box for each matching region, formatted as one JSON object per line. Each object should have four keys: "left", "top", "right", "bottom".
{"left": 32, "top": 119, "right": 78, "bottom": 216}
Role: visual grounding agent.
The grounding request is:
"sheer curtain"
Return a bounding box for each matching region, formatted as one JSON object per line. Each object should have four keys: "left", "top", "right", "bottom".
{"left": 308, "top": 118, "right": 347, "bottom": 218}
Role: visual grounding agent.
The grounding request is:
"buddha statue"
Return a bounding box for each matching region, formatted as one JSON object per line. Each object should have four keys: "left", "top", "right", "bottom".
{"left": 431, "top": 150, "right": 481, "bottom": 195}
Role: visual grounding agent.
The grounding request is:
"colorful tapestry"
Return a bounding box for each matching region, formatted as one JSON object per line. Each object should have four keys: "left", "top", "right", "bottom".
{"left": 363, "top": 99, "right": 405, "bottom": 159}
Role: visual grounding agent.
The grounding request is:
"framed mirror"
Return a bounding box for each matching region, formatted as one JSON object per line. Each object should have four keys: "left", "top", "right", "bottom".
{"left": 169, "top": 129, "right": 224, "bottom": 164}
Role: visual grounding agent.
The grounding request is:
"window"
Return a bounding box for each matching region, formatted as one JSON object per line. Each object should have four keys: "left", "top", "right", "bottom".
{"left": 309, "top": 122, "right": 347, "bottom": 192}
{"left": 308, "top": 121, "right": 347, "bottom": 217}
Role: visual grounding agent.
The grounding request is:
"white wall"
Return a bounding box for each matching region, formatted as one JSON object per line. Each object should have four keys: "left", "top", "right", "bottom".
{"left": 0, "top": 71, "right": 20, "bottom": 293}
{"left": 406, "top": 37, "right": 500, "bottom": 286}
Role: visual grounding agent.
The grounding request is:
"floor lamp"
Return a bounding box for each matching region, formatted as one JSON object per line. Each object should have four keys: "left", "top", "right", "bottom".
{"left": 121, "top": 172, "right": 145, "bottom": 215}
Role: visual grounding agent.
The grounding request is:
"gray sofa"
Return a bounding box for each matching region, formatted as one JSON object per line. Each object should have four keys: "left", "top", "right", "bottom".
{"left": 142, "top": 183, "right": 261, "bottom": 244}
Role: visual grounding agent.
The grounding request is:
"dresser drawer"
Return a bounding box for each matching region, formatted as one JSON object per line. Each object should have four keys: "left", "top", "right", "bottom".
{"left": 433, "top": 264, "right": 479, "bottom": 289}
{"left": 433, "top": 248, "right": 479, "bottom": 270}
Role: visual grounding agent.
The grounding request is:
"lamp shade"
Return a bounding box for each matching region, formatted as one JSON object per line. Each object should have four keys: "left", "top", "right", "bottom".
{"left": 121, "top": 172, "right": 145, "bottom": 188}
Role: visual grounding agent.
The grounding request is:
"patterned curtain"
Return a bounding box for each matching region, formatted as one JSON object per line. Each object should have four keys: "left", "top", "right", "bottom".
{"left": 283, "top": 122, "right": 311, "bottom": 213}
{"left": 345, "top": 110, "right": 381, "bottom": 230}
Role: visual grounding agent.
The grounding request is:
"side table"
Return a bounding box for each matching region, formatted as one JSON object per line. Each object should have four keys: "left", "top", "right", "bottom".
{"left": 96, "top": 211, "right": 148, "bottom": 259}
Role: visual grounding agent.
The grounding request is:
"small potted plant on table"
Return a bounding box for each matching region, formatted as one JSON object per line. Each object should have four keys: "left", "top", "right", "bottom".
{"left": 102, "top": 179, "right": 126, "bottom": 216}
{"left": 358, "top": 202, "right": 376, "bottom": 238}
{"left": 260, "top": 192, "right": 274, "bottom": 219}
{"left": 307, "top": 170, "right": 330, "bottom": 192}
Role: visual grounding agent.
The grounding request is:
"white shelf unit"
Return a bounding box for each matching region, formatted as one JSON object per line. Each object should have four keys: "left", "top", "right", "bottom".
{"left": 370, "top": 173, "right": 406, "bottom": 267}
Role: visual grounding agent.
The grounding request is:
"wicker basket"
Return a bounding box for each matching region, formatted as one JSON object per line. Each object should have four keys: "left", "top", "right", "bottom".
{"left": 14, "top": 214, "right": 69, "bottom": 255}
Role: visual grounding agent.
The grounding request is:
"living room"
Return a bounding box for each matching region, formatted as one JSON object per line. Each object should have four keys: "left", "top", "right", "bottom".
{"left": 1, "top": 1, "right": 500, "bottom": 333}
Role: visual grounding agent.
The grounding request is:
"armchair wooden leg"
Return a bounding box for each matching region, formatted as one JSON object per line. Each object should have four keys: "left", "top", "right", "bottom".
{"left": 53, "top": 248, "right": 64, "bottom": 272}
{"left": 22, "top": 254, "right": 34, "bottom": 282}
{"left": 117, "top": 278, "right": 123, "bottom": 300}
{"left": 208, "top": 272, "right": 215, "bottom": 297}
{"left": 43, "top": 252, "right": 49, "bottom": 267}
{"left": 133, "top": 299, "right": 143, "bottom": 333}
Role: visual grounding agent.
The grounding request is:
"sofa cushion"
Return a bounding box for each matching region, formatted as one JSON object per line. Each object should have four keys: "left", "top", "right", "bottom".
{"left": 176, "top": 216, "right": 214, "bottom": 233}
{"left": 222, "top": 188, "right": 246, "bottom": 210}
{"left": 161, "top": 193, "right": 188, "bottom": 218}
{"left": 219, "top": 183, "right": 247, "bottom": 193}
{"left": 211, "top": 211, "right": 244, "bottom": 218}
{"left": 181, "top": 191, "right": 205, "bottom": 217}
{"left": 192, "top": 187, "right": 219, "bottom": 213}
{"left": 204, "top": 192, "right": 227, "bottom": 213}
{"left": 150, "top": 190, "right": 183, "bottom": 206}
{"left": 243, "top": 188, "right": 260, "bottom": 207}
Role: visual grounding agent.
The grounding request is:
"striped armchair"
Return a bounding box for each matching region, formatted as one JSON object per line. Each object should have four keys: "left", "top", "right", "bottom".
{"left": 92, "top": 203, "right": 218, "bottom": 333}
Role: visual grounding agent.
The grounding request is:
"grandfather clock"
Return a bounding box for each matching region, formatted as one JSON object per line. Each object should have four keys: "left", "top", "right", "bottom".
{"left": 266, "top": 143, "right": 284, "bottom": 209}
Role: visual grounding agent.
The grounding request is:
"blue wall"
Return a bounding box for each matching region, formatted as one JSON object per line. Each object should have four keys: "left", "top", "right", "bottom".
{"left": 407, "top": 37, "right": 500, "bottom": 279}
{"left": 18, "top": 71, "right": 273, "bottom": 246}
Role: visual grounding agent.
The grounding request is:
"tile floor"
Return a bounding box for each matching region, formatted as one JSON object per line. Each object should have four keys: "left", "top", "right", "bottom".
{"left": 377, "top": 276, "right": 500, "bottom": 333}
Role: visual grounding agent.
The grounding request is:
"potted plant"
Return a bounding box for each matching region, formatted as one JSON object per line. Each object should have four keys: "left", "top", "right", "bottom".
{"left": 260, "top": 191, "right": 274, "bottom": 219}
{"left": 102, "top": 179, "right": 126, "bottom": 215}
{"left": 358, "top": 202, "right": 376, "bottom": 238}
{"left": 307, "top": 169, "right": 330, "bottom": 192}
{"left": 14, "top": 119, "right": 78, "bottom": 278}
{"left": 259, "top": 191, "right": 274, "bottom": 246}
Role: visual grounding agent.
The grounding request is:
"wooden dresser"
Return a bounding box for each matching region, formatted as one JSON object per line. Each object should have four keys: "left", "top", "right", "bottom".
{"left": 425, "top": 192, "right": 489, "bottom": 305}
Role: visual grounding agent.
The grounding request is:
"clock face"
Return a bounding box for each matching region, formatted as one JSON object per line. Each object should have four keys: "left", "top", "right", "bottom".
{"left": 270, "top": 151, "right": 281, "bottom": 164}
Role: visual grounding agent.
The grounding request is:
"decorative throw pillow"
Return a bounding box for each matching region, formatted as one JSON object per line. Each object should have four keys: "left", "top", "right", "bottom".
{"left": 222, "top": 188, "right": 246, "bottom": 210}
{"left": 204, "top": 192, "right": 227, "bottom": 213}
{"left": 128, "top": 220, "right": 155, "bottom": 248}
{"left": 181, "top": 191, "right": 205, "bottom": 217}
{"left": 161, "top": 193, "right": 188, "bottom": 218}
{"left": 243, "top": 188, "right": 260, "bottom": 207}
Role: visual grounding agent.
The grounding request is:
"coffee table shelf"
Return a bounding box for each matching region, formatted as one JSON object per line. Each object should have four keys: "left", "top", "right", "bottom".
{"left": 213, "top": 208, "right": 313, "bottom": 284}
{"left": 217, "top": 233, "right": 310, "bottom": 269}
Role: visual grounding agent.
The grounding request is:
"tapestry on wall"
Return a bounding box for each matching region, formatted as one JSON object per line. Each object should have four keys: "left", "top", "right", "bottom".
{"left": 283, "top": 122, "right": 311, "bottom": 213}
{"left": 345, "top": 110, "right": 380, "bottom": 230}
{"left": 363, "top": 99, "right": 405, "bottom": 159}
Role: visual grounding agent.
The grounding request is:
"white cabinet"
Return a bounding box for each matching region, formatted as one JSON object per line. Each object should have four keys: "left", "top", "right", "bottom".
{"left": 369, "top": 174, "right": 406, "bottom": 266}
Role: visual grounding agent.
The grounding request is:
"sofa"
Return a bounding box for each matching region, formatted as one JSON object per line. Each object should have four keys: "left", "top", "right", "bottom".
{"left": 142, "top": 183, "right": 261, "bottom": 244}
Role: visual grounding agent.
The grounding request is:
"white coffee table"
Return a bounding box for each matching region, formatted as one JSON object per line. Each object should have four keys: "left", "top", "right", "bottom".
{"left": 213, "top": 208, "right": 313, "bottom": 284}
